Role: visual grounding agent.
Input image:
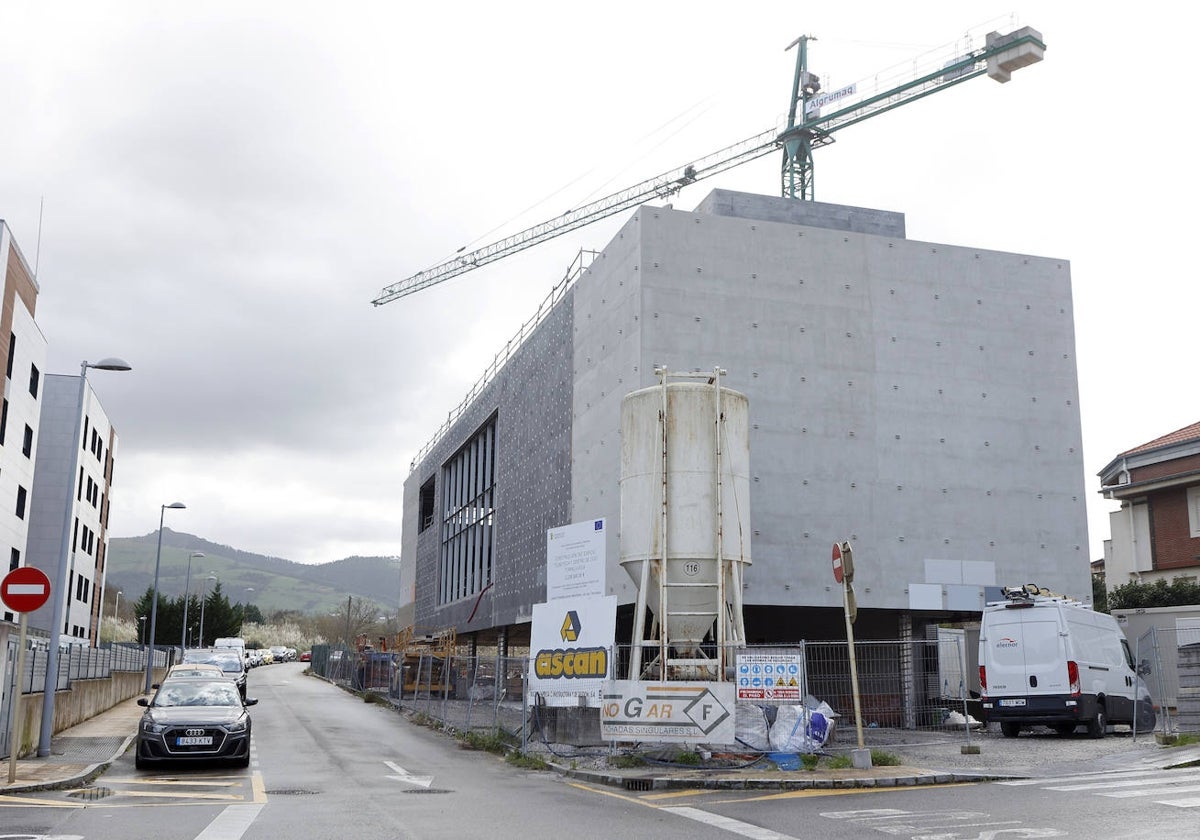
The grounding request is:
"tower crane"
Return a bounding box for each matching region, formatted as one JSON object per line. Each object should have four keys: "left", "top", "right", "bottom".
{"left": 373, "top": 23, "right": 1044, "bottom": 307}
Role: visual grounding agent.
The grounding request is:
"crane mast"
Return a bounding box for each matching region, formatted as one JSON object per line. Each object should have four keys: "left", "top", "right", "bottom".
{"left": 374, "top": 23, "right": 1044, "bottom": 307}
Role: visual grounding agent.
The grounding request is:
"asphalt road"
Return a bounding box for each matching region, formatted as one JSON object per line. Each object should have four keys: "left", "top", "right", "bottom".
{"left": 3, "top": 663, "right": 1198, "bottom": 839}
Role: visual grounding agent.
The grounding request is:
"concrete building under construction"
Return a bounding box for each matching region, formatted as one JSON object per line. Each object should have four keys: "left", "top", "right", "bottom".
{"left": 398, "top": 189, "right": 1090, "bottom": 652}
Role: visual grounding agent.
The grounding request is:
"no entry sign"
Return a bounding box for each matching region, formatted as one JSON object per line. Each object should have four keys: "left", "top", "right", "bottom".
{"left": 1, "top": 565, "right": 52, "bottom": 613}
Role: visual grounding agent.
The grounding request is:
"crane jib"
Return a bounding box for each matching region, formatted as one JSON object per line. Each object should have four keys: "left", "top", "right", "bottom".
{"left": 374, "top": 24, "right": 1043, "bottom": 307}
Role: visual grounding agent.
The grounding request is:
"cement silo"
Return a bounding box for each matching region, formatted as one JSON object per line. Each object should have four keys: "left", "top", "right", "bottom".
{"left": 620, "top": 367, "right": 751, "bottom": 681}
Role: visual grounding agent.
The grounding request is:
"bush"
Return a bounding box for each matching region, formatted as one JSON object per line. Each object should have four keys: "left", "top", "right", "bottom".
{"left": 506, "top": 751, "right": 550, "bottom": 770}
{"left": 826, "top": 754, "right": 852, "bottom": 769}
{"left": 871, "top": 749, "right": 901, "bottom": 766}
{"left": 609, "top": 753, "right": 646, "bottom": 769}
{"left": 801, "top": 753, "right": 820, "bottom": 771}
{"left": 457, "top": 728, "right": 513, "bottom": 755}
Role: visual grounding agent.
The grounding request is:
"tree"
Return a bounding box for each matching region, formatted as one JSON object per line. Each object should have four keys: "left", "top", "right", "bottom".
{"left": 1092, "top": 574, "right": 1109, "bottom": 613}
{"left": 1108, "top": 578, "right": 1200, "bottom": 611}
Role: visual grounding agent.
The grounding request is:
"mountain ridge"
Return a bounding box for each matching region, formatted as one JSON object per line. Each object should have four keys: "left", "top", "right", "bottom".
{"left": 104, "top": 529, "right": 401, "bottom": 617}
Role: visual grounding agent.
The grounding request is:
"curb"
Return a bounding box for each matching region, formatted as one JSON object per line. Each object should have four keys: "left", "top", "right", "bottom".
{"left": 552, "top": 763, "right": 1025, "bottom": 791}
{"left": 1, "top": 732, "right": 138, "bottom": 796}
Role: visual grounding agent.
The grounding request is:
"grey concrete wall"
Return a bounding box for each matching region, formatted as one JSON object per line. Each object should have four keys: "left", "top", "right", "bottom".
{"left": 572, "top": 191, "right": 1089, "bottom": 613}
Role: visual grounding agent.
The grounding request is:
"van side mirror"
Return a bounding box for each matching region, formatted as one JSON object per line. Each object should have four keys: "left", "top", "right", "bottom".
{"left": 1137, "top": 660, "right": 1152, "bottom": 677}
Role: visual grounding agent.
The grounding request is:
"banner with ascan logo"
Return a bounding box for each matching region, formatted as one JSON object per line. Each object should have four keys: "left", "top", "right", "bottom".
{"left": 527, "top": 595, "right": 617, "bottom": 707}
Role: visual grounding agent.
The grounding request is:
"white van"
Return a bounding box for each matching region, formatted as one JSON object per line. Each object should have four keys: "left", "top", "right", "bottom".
{"left": 979, "top": 586, "right": 1155, "bottom": 737}
{"left": 214, "top": 637, "right": 248, "bottom": 666}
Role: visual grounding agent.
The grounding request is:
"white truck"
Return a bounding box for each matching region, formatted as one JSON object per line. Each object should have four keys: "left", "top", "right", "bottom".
{"left": 979, "top": 586, "right": 1156, "bottom": 738}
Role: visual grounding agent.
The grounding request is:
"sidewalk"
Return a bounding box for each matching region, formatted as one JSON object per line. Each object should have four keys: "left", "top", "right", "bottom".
{"left": 1, "top": 695, "right": 145, "bottom": 794}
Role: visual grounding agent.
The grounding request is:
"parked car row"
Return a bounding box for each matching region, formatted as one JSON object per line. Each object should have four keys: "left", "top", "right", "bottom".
{"left": 138, "top": 648, "right": 258, "bottom": 770}
{"left": 246, "top": 646, "right": 297, "bottom": 666}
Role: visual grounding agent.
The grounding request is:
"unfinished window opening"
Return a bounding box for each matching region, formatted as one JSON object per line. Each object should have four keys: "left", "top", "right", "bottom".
{"left": 438, "top": 414, "right": 497, "bottom": 606}
{"left": 419, "top": 477, "right": 436, "bottom": 533}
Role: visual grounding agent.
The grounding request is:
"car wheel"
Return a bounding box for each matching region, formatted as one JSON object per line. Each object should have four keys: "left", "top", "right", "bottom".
{"left": 1087, "top": 705, "right": 1107, "bottom": 739}
{"left": 135, "top": 752, "right": 148, "bottom": 770}
{"left": 1137, "top": 701, "right": 1156, "bottom": 732}
{"left": 1053, "top": 723, "right": 1076, "bottom": 736}
{"left": 1000, "top": 722, "right": 1021, "bottom": 738}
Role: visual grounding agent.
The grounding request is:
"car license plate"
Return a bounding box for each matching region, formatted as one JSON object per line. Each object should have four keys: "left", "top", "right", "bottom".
{"left": 177, "top": 736, "right": 213, "bottom": 746}
{"left": 998, "top": 699, "right": 1026, "bottom": 707}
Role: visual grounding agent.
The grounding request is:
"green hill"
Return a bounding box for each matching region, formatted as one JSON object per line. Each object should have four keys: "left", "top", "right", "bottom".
{"left": 104, "top": 529, "right": 401, "bottom": 617}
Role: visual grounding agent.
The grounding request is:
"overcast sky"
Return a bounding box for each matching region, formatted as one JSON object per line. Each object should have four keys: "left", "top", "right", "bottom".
{"left": 0, "top": 2, "right": 1193, "bottom": 566}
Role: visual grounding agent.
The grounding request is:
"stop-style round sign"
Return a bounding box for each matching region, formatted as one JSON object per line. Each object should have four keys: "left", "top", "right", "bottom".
{"left": 832, "top": 543, "right": 844, "bottom": 584}
{"left": 1, "top": 565, "right": 52, "bottom": 613}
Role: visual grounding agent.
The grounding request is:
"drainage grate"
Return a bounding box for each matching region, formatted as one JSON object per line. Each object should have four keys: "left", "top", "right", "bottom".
{"left": 402, "top": 788, "right": 453, "bottom": 794}
{"left": 266, "top": 789, "right": 320, "bottom": 796}
{"left": 624, "top": 778, "right": 655, "bottom": 792}
{"left": 68, "top": 787, "right": 113, "bottom": 800}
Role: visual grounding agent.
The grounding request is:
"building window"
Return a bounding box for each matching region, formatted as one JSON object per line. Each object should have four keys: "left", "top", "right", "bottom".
{"left": 419, "top": 477, "right": 436, "bottom": 533}
{"left": 9, "top": 548, "right": 18, "bottom": 572}
{"left": 22, "top": 424, "right": 33, "bottom": 457}
{"left": 439, "top": 415, "right": 496, "bottom": 605}
{"left": 28, "top": 364, "right": 39, "bottom": 398}
{"left": 15, "top": 486, "right": 26, "bottom": 520}
{"left": 1189, "top": 486, "right": 1200, "bottom": 539}
{"left": 0, "top": 398, "right": 7, "bottom": 445}
{"left": 5, "top": 332, "right": 14, "bottom": 379}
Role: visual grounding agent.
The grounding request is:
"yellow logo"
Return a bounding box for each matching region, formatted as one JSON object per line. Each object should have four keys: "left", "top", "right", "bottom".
{"left": 560, "top": 610, "right": 581, "bottom": 642}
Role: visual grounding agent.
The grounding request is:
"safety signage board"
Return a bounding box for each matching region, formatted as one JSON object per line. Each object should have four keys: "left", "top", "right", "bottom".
{"left": 0, "top": 566, "right": 51, "bottom": 613}
{"left": 735, "top": 650, "right": 803, "bottom": 703}
{"left": 600, "top": 681, "right": 735, "bottom": 743}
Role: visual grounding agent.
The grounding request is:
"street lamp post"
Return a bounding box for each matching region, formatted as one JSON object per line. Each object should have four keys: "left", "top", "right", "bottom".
{"left": 138, "top": 615, "right": 146, "bottom": 645}
{"left": 37, "top": 357, "right": 132, "bottom": 757}
{"left": 199, "top": 574, "right": 216, "bottom": 649}
{"left": 143, "top": 502, "right": 187, "bottom": 693}
{"left": 180, "top": 552, "right": 204, "bottom": 650}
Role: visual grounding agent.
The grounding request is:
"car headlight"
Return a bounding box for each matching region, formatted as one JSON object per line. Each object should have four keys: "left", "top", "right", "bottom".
{"left": 225, "top": 716, "right": 249, "bottom": 734}
{"left": 141, "top": 717, "right": 169, "bottom": 734}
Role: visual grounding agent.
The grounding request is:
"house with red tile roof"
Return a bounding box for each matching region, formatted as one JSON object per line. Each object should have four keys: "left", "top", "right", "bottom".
{"left": 1098, "top": 421, "right": 1200, "bottom": 590}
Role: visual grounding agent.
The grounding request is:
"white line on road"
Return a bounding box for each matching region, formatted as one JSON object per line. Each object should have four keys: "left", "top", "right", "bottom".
{"left": 663, "top": 806, "right": 796, "bottom": 839}
{"left": 193, "top": 804, "right": 265, "bottom": 840}
{"left": 1046, "top": 771, "right": 1200, "bottom": 792}
{"left": 1157, "top": 796, "right": 1200, "bottom": 808}
{"left": 1102, "top": 783, "right": 1200, "bottom": 798}
{"left": 383, "top": 760, "right": 433, "bottom": 788}
{"left": 998, "top": 768, "right": 1168, "bottom": 787}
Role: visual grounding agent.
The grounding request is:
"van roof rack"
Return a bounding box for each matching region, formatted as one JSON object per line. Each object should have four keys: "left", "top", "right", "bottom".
{"left": 998, "top": 583, "right": 1083, "bottom": 606}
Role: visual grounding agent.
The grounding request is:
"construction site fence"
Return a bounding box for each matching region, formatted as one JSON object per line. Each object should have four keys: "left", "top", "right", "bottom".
{"left": 5, "top": 638, "right": 174, "bottom": 695}
{"left": 306, "top": 637, "right": 981, "bottom": 750}
{"left": 1134, "top": 626, "right": 1200, "bottom": 740}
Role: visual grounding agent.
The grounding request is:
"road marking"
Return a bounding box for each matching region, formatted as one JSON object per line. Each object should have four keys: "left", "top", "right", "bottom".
{"left": 1103, "top": 782, "right": 1200, "bottom": 798}
{"left": 112, "top": 778, "right": 242, "bottom": 787}
{"left": 383, "top": 760, "right": 433, "bottom": 788}
{"left": 0, "top": 795, "right": 85, "bottom": 808}
{"left": 998, "top": 768, "right": 1164, "bottom": 786}
{"left": 1158, "top": 796, "right": 1200, "bottom": 807}
{"left": 642, "top": 789, "right": 721, "bottom": 801}
{"left": 663, "top": 806, "right": 795, "bottom": 839}
{"left": 252, "top": 772, "right": 267, "bottom": 804}
{"left": 1046, "top": 771, "right": 1200, "bottom": 792}
{"left": 193, "top": 803, "right": 264, "bottom": 840}
{"left": 80, "top": 788, "right": 244, "bottom": 801}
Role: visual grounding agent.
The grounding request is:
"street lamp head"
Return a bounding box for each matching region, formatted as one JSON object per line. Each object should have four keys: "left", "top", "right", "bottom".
{"left": 164, "top": 502, "right": 186, "bottom": 510}
{"left": 190, "top": 551, "right": 205, "bottom": 559}
{"left": 88, "top": 357, "right": 132, "bottom": 372}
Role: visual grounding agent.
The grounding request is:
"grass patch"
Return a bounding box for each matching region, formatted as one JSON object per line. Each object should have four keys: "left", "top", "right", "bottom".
{"left": 457, "top": 728, "right": 514, "bottom": 755}
{"left": 800, "top": 754, "right": 821, "bottom": 771}
{"left": 673, "top": 750, "right": 701, "bottom": 766}
{"left": 825, "top": 754, "right": 853, "bottom": 770}
{"left": 506, "top": 751, "right": 550, "bottom": 770}
{"left": 871, "top": 749, "right": 902, "bottom": 766}
{"left": 608, "top": 753, "right": 646, "bottom": 769}
{"left": 1169, "top": 732, "right": 1200, "bottom": 747}
{"left": 362, "top": 691, "right": 387, "bottom": 705}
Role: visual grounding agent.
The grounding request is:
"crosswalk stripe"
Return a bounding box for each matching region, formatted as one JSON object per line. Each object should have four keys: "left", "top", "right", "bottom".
{"left": 1047, "top": 771, "right": 1200, "bottom": 792}
{"left": 1102, "top": 783, "right": 1200, "bottom": 799}
{"left": 998, "top": 768, "right": 1166, "bottom": 787}
{"left": 1157, "top": 797, "right": 1200, "bottom": 808}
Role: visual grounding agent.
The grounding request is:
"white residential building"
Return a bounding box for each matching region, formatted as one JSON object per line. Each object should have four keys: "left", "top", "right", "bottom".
{"left": 0, "top": 220, "right": 48, "bottom": 626}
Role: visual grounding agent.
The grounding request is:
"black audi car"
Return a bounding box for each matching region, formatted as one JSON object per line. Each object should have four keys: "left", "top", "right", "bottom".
{"left": 135, "top": 679, "right": 256, "bottom": 769}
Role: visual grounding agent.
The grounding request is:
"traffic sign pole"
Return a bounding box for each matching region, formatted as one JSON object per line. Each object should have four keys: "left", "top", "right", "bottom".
{"left": 7, "top": 613, "right": 29, "bottom": 784}
{"left": 1, "top": 566, "right": 51, "bottom": 782}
